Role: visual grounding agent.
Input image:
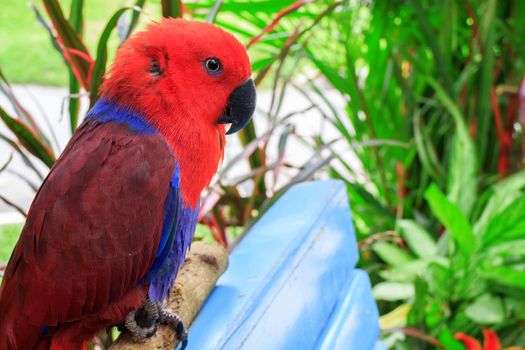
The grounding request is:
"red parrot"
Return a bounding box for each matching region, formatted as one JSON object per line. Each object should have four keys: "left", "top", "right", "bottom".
{"left": 0, "top": 18, "right": 255, "bottom": 350}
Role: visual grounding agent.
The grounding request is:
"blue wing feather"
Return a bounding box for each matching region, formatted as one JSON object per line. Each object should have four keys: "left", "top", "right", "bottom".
{"left": 145, "top": 164, "right": 199, "bottom": 301}
{"left": 87, "top": 98, "right": 199, "bottom": 302}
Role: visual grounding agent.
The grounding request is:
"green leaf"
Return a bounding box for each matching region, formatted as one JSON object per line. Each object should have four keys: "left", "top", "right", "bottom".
{"left": 124, "top": 0, "right": 146, "bottom": 40}
{"left": 425, "top": 77, "right": 477, "bottom": 217}
{"left": 0, "top": 107, "right": 56, "bottom": 168}
{"left": 475, "top": 0, "right": 497, "bottom": 161}
{"left": 482, "top": 195, "right": 525, "bottom": 247}
{"left": 69, "top": 0, "right": 84, "bottom": 33}
{"left": 426, "top": 261, "right": 452, "bottom": 301}
{"left": 413, "top": 111, "right": 443, "bottom": 181}
{"left": 464, "top": 293, "right": 504, "bottom": 324}
{"left": 475, "top": 169, "right": 525, "bottom": 236}
{"left": 89, "top": 7, "right": 139, "bottom": 106}
{"left": 410, "top": 0, "right": 454, "bottom": 95}
{"left": 161, "top": 0, "right": 182, "bottom": 18}
{"left": 398, "top": 219, "right": 437, "bottom": 258}
{"left": 408, "top": 276, "right": 428, "bottom": 325}
{"left": 486, "top": 239, "right": 525, "bottom": 258}
{"left": 373, "top": 282, "right": 414, "bottom": 301}
{"left": 68, "top": 0, "right": 83, "bottom": 133}
{"left": 447, "top": 130, "right": 477, "bottom": 217}
{"left": 372, "top": 241, "right": 414, "bottom": 267}
{"left": 437, "top": 327, "right": 465, "bottom": 350}
{"left": 206, "top": 0, "right": 224, "bottom": 23}
{"left": 307, "top": 53, "right": 348, "bottom": 94}
{"left": 481, "top": 265, "right": 525, "bottom": 291}
{"left": 379, "top": 260, "right": 430, "bottom": 283}
{"left": 425, "top": 184, "right": 476, "bottom": 258}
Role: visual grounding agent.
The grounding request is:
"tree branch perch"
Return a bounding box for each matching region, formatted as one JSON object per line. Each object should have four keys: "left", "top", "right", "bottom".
{"left": 110, "top": 242, "right": 228, "bottom": 350}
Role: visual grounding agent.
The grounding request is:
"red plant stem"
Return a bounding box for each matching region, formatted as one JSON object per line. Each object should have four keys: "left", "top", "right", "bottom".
{"left": 395, "top": 162, "right": 406, "bottom": 219}
{"left": 216, "top": 208, "right": 228, "bottom": 247}
{"left": 490, "top": 88, "right": 510, "bottom": 176}
{"left": 402, "top": 327, "right": 444, "bottom": 348}
{"left": 462, "top": 0, "right": 482, "bottom": 50}
{"left": 210, "top": 213, "right": 227, "bottom": 248}
{"left": 66, "top": 48, "right": 95, "bottom": 85}
{"left": 202, "top": 215, "right": 227, "bottom": 248}
{"left": 247, "top": 0, "right": 315, "bottom": 48}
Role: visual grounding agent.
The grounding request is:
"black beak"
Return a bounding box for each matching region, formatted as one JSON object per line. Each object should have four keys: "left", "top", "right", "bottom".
{"left": 218, "top": 78, "right": 256, "bottom": 135}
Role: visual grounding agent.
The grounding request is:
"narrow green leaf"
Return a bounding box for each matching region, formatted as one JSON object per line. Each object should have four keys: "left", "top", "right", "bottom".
{"left": 425, "top": 77, "right": 477, "bottom": 217}
{"left": 206, "top": 0, "right": 223, "bottom": 23}
{"left": 69, "top": 0, "right": 84, "bottom": 33}
{"left": 424, "top": 184, "right": 475, "bottom": 258}
{"left": 398, "top": 219, "right": 438, "bottom": 258}
{"left": 408, "top": 277, "right": 428, "bottom": 325}
{"left": 482, "top": 195, "right": 525, "bottom": 247}
{"left": 161, "top": 0, "right": 182, "bottom": 18}
{"left": 475, "top": 169, "right": 525, "bottom": 236}
{"left": 486, "top": 239, "right": 525, "bottom": 258}
{"left": 0, "top": 107, "right": 56, "bottom": 168}
{"left": 475, "top": 0, "right": 496, "bottom": 162}
{"left": 0, "top": 69, "right": 50, "bottom": 145}
{"left": 0, "top": 134, "right": 45, "bottom": 180}
{"left": 410, "top": 0, "right": 454, "bottom": 95}
{"left": 89, "top": 7, "right": 138, "bottom": 106}
{"left": 437, "top": 327, "right": 465, "bottom": 350}
{"left": 481, "top": 265, "right": 525, "bottom": 291}
{"left": 372, "top": 241, "right": 414, "bottom": 267}
{"left": 413, "top": 111, "right": 443, "bottom": 181}
{"left": 124, "top": 0, "right": 146, "bottom": 40}
{"left": 67, "top": 0, "right": 83, "bottom": 132}
{"left": 373, "top": 282, "right": 414, "bottom": 301}
{"left": 379, "top": 260, "right": 429, "bottom": 283}
{"left": 307, "top": 53, "right": 348, "bottom": 94}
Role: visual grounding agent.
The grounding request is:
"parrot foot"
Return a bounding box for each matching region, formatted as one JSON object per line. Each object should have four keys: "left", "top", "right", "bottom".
{"left": 124, "top": 300, "right": 159, "bottom": 341}
{"left": 124, "top": 300, "right": 188, "bottom": 349}
{"left": 158, "top": 306, "right": 188, "bottom": 350}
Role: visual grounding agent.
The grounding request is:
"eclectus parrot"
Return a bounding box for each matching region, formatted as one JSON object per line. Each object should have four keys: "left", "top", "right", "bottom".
{"left": 0, "top": 18, "right": 255, "bottom": 350}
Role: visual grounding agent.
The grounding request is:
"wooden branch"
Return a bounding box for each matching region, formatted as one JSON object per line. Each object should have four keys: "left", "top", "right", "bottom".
{"left": 110, "top": 242, "right": 228, "bottom": 350}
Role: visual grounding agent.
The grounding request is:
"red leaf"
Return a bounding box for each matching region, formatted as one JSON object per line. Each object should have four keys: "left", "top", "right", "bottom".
{"left": 519, "top": 75, "right": 525, "bottom": 125}
{"left": 455, "top": 333, "right": 482, "bottom": 350}
{"left": 247, "top": 0, "right": 315, "bottom": 48}
{"left": 42, "top": 0, "right": 93, "bottom": 89}
{"left": 198, "top": 191, "right": 221, "bottom": 220}
{"left": 482, "top": 329, "right": 500, "bottom": 350}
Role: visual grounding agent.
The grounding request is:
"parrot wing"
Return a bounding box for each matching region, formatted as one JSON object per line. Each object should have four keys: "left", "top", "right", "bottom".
{"left": 0, "top": 119, "right": 175, "bottom": 332}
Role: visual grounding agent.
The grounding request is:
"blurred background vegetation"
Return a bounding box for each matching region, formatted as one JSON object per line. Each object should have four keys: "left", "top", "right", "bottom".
{"left": 1, "top": 0, "right": 525, "bottom": 349}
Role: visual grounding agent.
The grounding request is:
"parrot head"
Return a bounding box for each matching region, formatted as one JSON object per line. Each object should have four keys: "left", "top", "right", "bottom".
{"left": 101, "top": 18, "right": 256, "bottom": 136}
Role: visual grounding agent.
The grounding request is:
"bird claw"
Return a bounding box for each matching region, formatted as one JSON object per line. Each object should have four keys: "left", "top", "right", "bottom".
{"left": 124, "top": 307, "right": 157, "bottom": 342}
{"left": 158, "top": 307, "right": 188, "bottom": 349}
{"left": 124, "top": 300, "right": 188, "bottom": 349}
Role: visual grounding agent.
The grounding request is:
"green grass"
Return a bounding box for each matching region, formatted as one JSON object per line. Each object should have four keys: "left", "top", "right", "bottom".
{"left": 0, "top": 0, "right": 163, "bottom": 87}
{"left": 0, "top": 223, "right": 23, "bottom": 263}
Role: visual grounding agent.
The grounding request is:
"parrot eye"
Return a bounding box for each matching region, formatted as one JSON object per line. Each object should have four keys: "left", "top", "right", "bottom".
{"left": 204, "top": 58, "right": 222, "bottom": 76}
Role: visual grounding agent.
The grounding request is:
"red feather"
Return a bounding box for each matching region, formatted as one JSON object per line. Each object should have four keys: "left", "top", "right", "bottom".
{"left": 0, "top": 121, "right": 173, "bottom": 349}
{"left": 101, "top": 19, "right": 252, "bottom": 207}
